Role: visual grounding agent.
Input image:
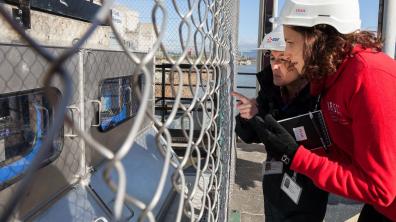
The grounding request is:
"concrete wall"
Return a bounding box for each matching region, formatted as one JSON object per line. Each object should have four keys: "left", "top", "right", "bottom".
{"left": 0, "top": 3, "right": 155, "bottom": 52}
{"left": 137, "top": 23, "right": 156, "bottom": 52}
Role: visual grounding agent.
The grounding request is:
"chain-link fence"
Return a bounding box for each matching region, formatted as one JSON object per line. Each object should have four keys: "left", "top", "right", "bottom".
{"left": 0, "top": 0, "right": 239, "bottom": 221}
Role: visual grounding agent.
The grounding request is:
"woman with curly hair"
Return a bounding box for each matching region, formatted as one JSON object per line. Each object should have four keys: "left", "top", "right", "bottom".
{"left": 257, "top": 0, "right": 396, "bottom": 221}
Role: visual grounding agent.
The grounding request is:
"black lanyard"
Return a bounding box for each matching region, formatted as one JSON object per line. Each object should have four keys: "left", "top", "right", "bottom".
{"left": 310, "top": 93, "right": 330, "bottom": 153}
{"left": 314, "top": 94, "right": 322, "bottom": 111}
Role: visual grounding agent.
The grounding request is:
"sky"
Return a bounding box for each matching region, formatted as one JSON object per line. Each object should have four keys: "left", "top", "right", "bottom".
{"left": 238, "top": 0, "right": 380, "bottom": 51}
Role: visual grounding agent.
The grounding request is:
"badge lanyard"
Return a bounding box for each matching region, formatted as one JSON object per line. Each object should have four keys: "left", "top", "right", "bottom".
{"left": 281, "top": 172, "right": 302, "bottom": 204}
{"left": 310, "top": 94, "right": 330, "bottom": 153}
{"left": 279, "top": 95, "right": 323, "bottom": 204}
{"left": 314, "top": 94, "right": 321, "bottom": 111}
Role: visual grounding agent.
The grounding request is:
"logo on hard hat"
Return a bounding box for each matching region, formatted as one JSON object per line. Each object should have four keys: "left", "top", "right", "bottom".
{"left": 295, "top": 8, "right": 306, "bottom": 14}
{"left": 266, "top": 37, "right": 280, "bottom": 43}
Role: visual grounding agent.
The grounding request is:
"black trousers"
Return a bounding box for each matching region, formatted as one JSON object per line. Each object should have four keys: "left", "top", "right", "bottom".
{"left": 357, "top": 204, "right": 392, "bottom": 222}
{"left": 262, "top": 169, "right": 328, "bottom": 222}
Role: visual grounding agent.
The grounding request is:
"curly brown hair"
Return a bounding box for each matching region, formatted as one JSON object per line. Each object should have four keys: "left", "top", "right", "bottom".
{"left": 288, "top": 25, "right": 383, "bottom": 80}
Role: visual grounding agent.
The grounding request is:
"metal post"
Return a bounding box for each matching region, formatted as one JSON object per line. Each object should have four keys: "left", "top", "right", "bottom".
{"left": 257, "top": 0, "right": 265, "bottom": 75}
{"left": 161, "top": 66, "right": 166, "bottom": 123}
{"left": 377, "top": 0, "right": 384, "bottom": 36}
{"left": 78, "top": 50, "right": 86, "bottom": 177}
{"left": 273, "top": 0, "right": 278, "bottom": 29}
{"left": 257, "top": 0, "right": 274, "bottom": 71}
{"left": 382, "top": 0, "right": 396, "bottom": 58}
{"left": 19, "top": 0, "right": 31, "bottom": 29}
{"left": 256, "top": 0, "right": 274, "bottom": 96}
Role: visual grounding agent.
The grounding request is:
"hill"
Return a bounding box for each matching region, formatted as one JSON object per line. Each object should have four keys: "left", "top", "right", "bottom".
{"left": 239, "top": 50, "right": 257, "bottom": 59}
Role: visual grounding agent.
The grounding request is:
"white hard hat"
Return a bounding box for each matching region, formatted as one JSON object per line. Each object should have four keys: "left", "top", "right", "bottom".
{"left": 276, "top": 0, "right": 361, "bottom": 34}
{"left": 257, "top": 25, "right": 286, "bottom": 51}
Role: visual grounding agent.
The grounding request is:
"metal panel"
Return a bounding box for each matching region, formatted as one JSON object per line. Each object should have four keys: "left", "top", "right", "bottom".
{"left": 83, "top": 49, "right": 154, "bottom": 167}
{"left": 161, "top": 168, "right": 211, "bottom": 222}
{"left": 4, "top": 0, "right": 102, "bottom": 23}
{"left": 33, "top": 185, "right": 111, "bottom": 222}
{"left": 89, "top": 127, "right": 177, "bottom": 221}
{"left": 0, "top": 44, "right": 83, "bottom": 219}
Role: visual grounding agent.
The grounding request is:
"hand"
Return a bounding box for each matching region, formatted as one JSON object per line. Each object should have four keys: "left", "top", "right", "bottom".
{"left": 255, "top": 114, "right": 299, "bottom": 165}
{"left": 232, "top": 91, "right": 258, "bottom": 120}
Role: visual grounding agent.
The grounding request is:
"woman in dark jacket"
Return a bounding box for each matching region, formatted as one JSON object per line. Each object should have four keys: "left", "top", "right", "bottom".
{"left": 233, "top": 25, "right": 328, "bottom": 222}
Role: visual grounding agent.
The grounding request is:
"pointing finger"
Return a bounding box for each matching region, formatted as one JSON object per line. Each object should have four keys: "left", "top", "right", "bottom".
{"left": 231, "top": 91, "right": 249, "bottom": 103}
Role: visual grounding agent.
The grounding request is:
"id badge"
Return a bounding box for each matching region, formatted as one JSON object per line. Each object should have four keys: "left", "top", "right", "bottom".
{"left": 280, "top": 173, "right": 302, "bottom": 204}
{"left": 262, "top": 161, "right": 283, "bottom": 175}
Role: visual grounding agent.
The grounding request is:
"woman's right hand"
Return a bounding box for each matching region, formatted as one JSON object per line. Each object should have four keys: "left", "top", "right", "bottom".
{"left": 232, "top": 91, "right": 258, "bottom": 119}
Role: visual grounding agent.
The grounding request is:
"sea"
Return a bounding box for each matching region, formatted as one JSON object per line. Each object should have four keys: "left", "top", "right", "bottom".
{"left": 235, "top": 63, "right": 258, "bottom": 99}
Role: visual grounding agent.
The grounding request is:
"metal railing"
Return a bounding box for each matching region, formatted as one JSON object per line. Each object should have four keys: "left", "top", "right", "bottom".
{"left": 236, "top": 72, "right": 257, "bottom": 90}
{"left": 236, "top": 72, "right": 258, "bottom": 100}
{"left": 0, "top": 0, "right": 239, "bottom": 221}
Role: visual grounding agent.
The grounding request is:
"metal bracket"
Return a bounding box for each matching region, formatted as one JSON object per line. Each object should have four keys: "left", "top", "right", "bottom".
{"left": 90, "top": 100, "right": 102, "bottom": 127}
{"left": 6, "top": 0, "right": 103, "bottom": 23}
{"left": 93, "top": 217, "right": 109, "bottom": 222}
{"left": 65, "top": 105, "right": 80, "bottom": 138}
{"left": 11, "top": 0, "right": 31, "bottom": 29}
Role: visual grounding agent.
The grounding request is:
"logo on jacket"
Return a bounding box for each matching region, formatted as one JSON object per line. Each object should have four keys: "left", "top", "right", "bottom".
{"left": 327, "top": 101, "right": 350, "bottom": 125}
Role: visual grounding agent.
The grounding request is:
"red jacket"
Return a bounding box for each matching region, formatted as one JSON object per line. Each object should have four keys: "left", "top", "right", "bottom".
{"left": 290, "top": 46, "right": 396, "bottom": 221}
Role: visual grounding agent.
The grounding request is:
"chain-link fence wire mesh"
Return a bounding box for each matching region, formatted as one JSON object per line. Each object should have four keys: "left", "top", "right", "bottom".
{"left": 0, "top": 44, "right": 84, "bottom": 220}
{"left": 0, "top": 0, "right": 239, "bottom": 221}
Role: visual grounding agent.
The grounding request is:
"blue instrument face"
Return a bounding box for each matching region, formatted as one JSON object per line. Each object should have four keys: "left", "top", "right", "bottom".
{"left": 98, "top": 75, "right": 142, "bottom": 132}
{"left": 0, "top": 88, "right": 63, "bottom": 190}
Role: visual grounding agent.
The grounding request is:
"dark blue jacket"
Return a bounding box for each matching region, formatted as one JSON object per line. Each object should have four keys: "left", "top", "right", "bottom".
{"left": 235, "top": 65, "right": 328, "bottom": 222}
